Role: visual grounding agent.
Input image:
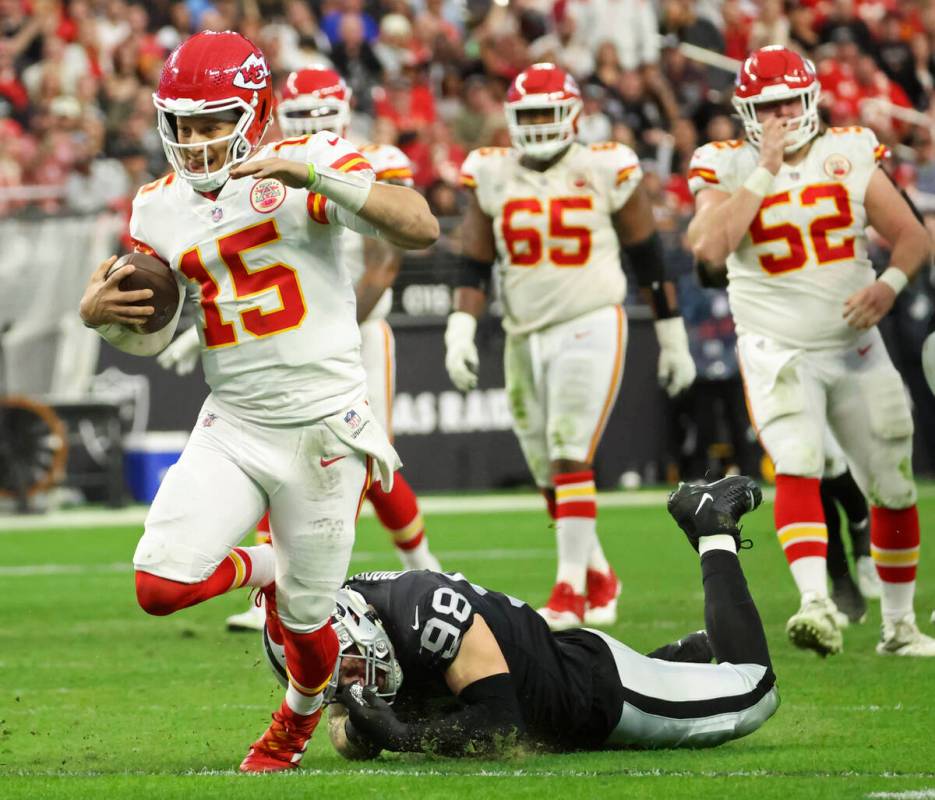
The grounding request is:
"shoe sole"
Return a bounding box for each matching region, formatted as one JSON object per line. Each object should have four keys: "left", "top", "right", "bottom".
{"left": 786, "top": 616, "right": 843, "bottom": 657}
{"left": 538, "top": 609, "right": 583, "bottom": 631}
{"left": 584, "top": 603, "right": 618, "bottom": 626}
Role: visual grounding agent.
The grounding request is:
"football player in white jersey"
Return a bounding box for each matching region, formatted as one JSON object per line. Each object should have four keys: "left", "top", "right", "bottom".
{"left": 78, "top": 31, "right": 438, "bottom": 772}
{"left": 159, "top": 65, "right": 443, "bottom": 634}
{"left": 447, "top": 63, "right": 696, "bottom": 630}
{"left": 688, "top": 46, "right": 935, "bottom": 657}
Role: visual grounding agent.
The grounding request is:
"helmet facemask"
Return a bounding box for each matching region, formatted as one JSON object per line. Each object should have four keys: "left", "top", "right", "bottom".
{"left": 277, "top": 97, "right": 350, "bottom": 137}
{"left": 506, "top": 98, "right": 582, "bottom": 160}
{"left": 323, "top": 588, "right": 403, "bottom": 705}
{"left": 154, "top": 95, "right": 263, "bottom": 191}
{"left": 732, "top": 81, "right": 820, "bottom": 154}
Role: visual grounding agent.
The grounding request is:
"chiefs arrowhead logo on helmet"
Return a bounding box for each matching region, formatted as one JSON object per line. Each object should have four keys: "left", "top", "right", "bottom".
{"left": 233, "top": 52, "right": 270, "bottom": 91}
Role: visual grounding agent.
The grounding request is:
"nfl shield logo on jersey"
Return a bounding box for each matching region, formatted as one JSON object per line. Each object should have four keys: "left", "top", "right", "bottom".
{"left": 344, "top": 409, "right": 361, "bottom": 430}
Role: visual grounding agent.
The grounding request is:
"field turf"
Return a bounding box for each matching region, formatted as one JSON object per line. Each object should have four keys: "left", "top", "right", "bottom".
{"left": 2, "top": 488, "right": 935, "bottom": 799}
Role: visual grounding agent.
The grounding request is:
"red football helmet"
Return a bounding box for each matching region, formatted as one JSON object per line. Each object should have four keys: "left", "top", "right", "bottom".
{"left": 505, "top": 63, "right": 582, "bottom": 160}
{"left": 153, "top": 31, "right": 273, "bottom": 191}
{"left": 732, "top": 46, "right": 820, "bottom": 153}
{"left": 277, "top": 66, "right": 352, "bottom": 137}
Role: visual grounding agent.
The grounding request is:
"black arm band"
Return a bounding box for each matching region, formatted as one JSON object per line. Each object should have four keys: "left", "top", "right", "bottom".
{"left": 402, "top": 673, "right": 526, "bottom": 756}
{"left": 623, "top": 231, "right": 667, "bottom": 287}
{"left": 696, "top": 259, "right": 729, "bottom": 289}
{"left": 457, "top": 255, "right": 494, "bottom": 294}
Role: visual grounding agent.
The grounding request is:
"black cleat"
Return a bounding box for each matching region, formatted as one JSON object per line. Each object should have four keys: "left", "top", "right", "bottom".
{"left": 667, "top": 476, "right": 763, "bottom": 551}
{"left": 831, "top": 573, "right": 867, "bottom": 624}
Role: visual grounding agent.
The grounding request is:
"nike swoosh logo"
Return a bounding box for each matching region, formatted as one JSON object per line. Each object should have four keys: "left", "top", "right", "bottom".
{"left": 327, "top": 136, "right": 339, "bottom": 146}
{"left": 695, "top": 493, "right": 714, "bottom": 515}
{"left": 411, "top": 606, "right": 420, "bottom": 630}
{"left": 320, "top": 455, "right": 346, "bottom": 468}
{"left": 857, "top": 344, "right": 872, "bottom": 356}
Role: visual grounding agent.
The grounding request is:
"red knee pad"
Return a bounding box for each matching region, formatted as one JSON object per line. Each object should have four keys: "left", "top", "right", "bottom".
{"left": 135, "top": 571, "right": 193, "bottom": 616}
{"left": 282, "top": 624, "right": 340, "bottom": 696}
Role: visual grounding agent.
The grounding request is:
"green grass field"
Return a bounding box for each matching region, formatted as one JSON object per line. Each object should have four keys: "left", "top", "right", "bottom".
{"left": 2, "top": 488, "right": 935, "bottom": 799}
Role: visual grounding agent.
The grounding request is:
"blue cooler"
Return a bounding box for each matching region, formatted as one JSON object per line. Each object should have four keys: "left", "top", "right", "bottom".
{"left": 123, "top": 431, "right": 190, "bottom": 503}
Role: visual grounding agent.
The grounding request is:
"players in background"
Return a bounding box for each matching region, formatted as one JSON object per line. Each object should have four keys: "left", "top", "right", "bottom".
{"left": 263, "top": 476, "right": 777, "bottom": 757}
{"left": 688, "top": 45, "right": 934, "bottom": 656}
{"left": 158, "top": 65, "right": 442, "bottom": 633}
{"left": 79, "top": 31, "right": 438, "bottom": 771}
{"left": 447, "top": 63, "right": 696, "bottom": 630}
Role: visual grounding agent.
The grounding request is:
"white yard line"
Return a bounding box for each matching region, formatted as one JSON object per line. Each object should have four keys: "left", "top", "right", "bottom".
{"left": 0, "top": 488, "right": 752, "bottom": 533}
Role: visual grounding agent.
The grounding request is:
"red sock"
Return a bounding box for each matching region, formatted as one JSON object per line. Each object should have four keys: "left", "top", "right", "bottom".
{"left": 774, "top": 474, "right": 827, "bottom": 564}
{"left": 368, "top": 473, "right": 424, "bottom": 549}
{"left": 256, "top": 511, "right": 271, "bottom": 536}
{"left": 541, "top": 488, "right": 557, "bottom": 520}
{"left": 773, "top": 475, "right": 829, "bottom": 597}
{"left": 871, "top": 505, "right": 920, "bottom": 583}
{"left": 282, "top": 624, "right": 340, "bottom": 696}
{"left": 135, "top": 547, "right": 254, "bottom": 616}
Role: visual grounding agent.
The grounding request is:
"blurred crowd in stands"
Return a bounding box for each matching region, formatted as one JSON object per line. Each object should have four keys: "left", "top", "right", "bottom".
{"left": 5, "top": 0, "right": 935, "bottom": 217}
{"left": 1, "top": 0, "right": 934, "bottom": 477}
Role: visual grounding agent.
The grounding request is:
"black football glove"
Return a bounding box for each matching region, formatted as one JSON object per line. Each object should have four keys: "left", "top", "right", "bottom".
{"left": 339, "top": 684, "right": 411, "bottom": 752}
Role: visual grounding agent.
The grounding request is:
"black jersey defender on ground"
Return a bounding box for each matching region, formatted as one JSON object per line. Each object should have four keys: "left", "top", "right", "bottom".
{"left": 268, "top": 476, "right": 780, "bottom": 757}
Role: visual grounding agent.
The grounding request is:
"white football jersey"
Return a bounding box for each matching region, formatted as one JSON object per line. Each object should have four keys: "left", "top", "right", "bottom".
{"left": 342, "top": 143, "right": 414, "bottom": 322}
{"left": 460, "top": 142, "right": 642, "bottom": 335}
{"left": 129, "top": 132, "right": 377, "bottom": 425}
{"left": 688, "top": 127, "right": 888, "bottom": 349}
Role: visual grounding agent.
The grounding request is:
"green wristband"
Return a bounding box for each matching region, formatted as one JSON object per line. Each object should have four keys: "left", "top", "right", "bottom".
{"left": 305, "top": 163, "right": 318, "bottom": 190}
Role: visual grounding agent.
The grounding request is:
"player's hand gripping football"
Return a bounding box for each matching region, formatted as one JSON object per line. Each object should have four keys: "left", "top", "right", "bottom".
{"left": 79, "top": 255, "right": 154, "bottom": 328}
{"left": 444, "top": 311, "right": 479, "bottom": 392}
{"left": 655, "top": 317, "right": 697, "bottom": 397}
{"left": 156, "top": 324, "right": 200, "bottom": 375}
{"left": 843, "top": 281, "right": 897, "bottom": 330}
{"left": 229, "top": 157, "right": 309, "bottom": 188}
{"left": 338, "top": 684, "right": 410, "bottom": 752}
{"left": 758, "top": 116, "right": 788, "bottom": 175}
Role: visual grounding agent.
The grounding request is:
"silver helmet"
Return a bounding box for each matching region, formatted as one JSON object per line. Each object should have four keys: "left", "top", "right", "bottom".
{"left": 262, "top": 587, "right": 403, "bottom": 704}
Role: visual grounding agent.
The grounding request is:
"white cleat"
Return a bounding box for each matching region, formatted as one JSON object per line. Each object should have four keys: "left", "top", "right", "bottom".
{"left": 226, "top": 596, "right": 266, "bottom": 632}
{"left": 856, "top": 556, "right": 882, "bottom": 599}
{"left": 786, "top": 593, "right": 844, "bottom": 656}
{"left": 877, "top": 615, "right": 935, "bottom": 657}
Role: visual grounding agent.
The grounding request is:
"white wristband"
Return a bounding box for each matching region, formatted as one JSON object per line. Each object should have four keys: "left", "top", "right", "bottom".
{"left": 742, "top": 166, "right": 774, "bottom": 198}
{"left": 878, "top": 266, "right": 909, "bottom": 295}
{"left": 308, "top": 163, "right": 372, "bottom": 214}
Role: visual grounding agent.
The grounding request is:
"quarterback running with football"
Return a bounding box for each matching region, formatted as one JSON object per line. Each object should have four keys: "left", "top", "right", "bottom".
{"left": 447, "top": 63, "right": 696, "bottom": 631}
{"left": 159, "top": 65, "right": 443, "bottom": 634}
{"left": 688, "top": 46, "right": 934, "bottom": 657}
{"left": 264, "top": 476, "right": 778, "bottom": 757}
{"left": 78, "top": 31, "right": 438, "bottom": 772}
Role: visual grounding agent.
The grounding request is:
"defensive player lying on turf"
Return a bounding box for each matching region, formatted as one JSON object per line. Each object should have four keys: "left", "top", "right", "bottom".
{"left": 263, "top": 476, "right": 779, "bottom": 756}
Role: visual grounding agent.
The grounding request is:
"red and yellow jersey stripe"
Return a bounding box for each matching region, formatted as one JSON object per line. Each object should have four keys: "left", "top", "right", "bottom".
{"left": 615, "top": 165, "right": 638, "bottom": 186}
{"left": 330, "top": 151, "right": 373, "bottom": 174}
{"left": 688, "top": 166, "right": 719, "bottom": 185}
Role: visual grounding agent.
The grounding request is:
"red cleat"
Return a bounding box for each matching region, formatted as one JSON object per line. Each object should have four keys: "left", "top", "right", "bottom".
{"left": 537, "top": 582, "right": 586, "bottom": 631}
{"left": 584, "top": 567, "right": 621, "bottom": 626}
{"left": 239, "top": 700, "right": 322, "bottom": 772}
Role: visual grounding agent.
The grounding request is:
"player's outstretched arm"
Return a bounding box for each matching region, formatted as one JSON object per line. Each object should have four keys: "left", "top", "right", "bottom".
{"left": 687, "top": 117, "right": 788, "bottom": 266}
{"left": 230, "top": 157, "right": 438, "bottom": 249}
{"left": 340, "top": 615, "right": 526, "bottom": 756}
{"left": 444, "top": 189, "right": 495, "bottom": 391}
{"left": 843, "top": 168, "right": 933, "bottom": 329}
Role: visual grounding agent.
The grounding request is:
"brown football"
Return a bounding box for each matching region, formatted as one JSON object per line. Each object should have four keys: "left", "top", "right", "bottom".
{"left": 106, "top": 252, "right": 179, "bottom": 334}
